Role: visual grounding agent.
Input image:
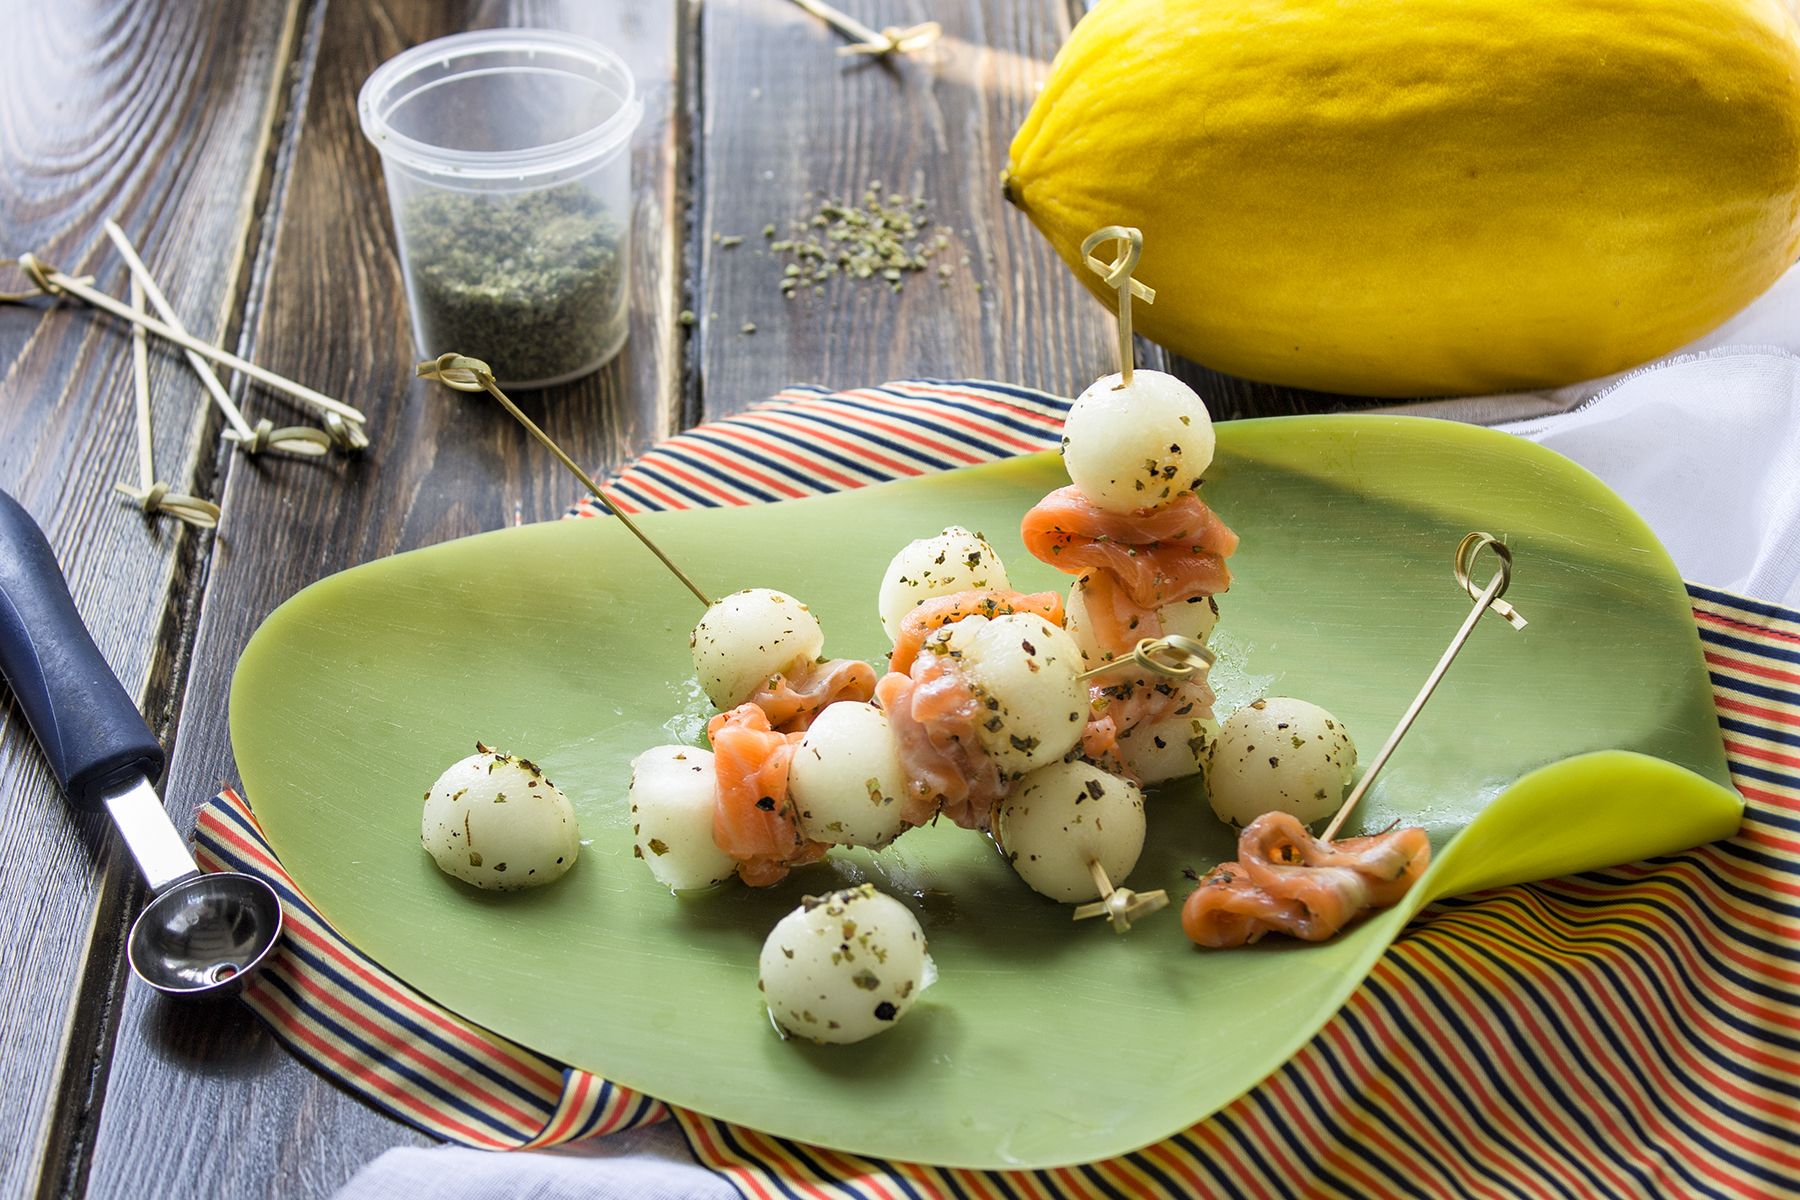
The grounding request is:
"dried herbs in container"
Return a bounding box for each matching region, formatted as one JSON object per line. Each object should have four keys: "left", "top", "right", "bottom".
{"left": 358, "top": 30, "right": 644, "bottom": 389}
{"left": 400, "top": 185, "right": 625, "bottom": 388}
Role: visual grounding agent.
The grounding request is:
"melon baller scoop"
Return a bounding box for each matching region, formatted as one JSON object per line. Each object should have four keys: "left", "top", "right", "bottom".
{"left": 0, "top": 489, "right": 281, "bottom": 997}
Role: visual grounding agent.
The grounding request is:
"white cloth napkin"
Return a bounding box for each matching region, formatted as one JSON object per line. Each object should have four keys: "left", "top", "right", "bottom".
{"left": 332, "top": 264, "right": 1800, "bottom": 1199}
{"left": 1389, "top": 260, "right": 1800, "bottom": 604}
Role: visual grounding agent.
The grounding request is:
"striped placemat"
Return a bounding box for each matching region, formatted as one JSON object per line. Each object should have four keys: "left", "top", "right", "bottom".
{"left": 195, "top": 380, "right": 1800, "bottom": 1199}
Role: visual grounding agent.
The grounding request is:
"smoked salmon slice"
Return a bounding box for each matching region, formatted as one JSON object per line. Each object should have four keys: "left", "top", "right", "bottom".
{"left": 1181, "top": 811, "right": 1431, "bottom": 948}
{"left": 1022, "top": 486, "right": 1237, "bottom": 659}
{"left": 706, "top": 704, "right": 828, "bottom": 887}
{"left": 888, "top": 588, "right": 1065, "bottom": 675}
{"left": 747, "top": 657, "right": 877, "bottom": 733}
{"left": 874, "top": 654, "right": 1008, "bottom": 832}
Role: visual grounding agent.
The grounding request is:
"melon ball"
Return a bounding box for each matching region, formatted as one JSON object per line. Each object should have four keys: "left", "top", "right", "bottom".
{"left": 690, "top": 588, "right": 825, "bottom": 710}
{"left": 790, "top": 701, "right": 908, "bottom": 848}
{"left": 421, "top": 745, "right": 580, "bottom": 890}
{"left": 629, "top": 745, "right": 736, "bottom": 892}
{"left": 1061, "top": 370, "right": 1215, "bottom": 513}
{"left": 1115, "top": 688, "right": 1219, "bottom": 786}
{"left": 759, "top": 884, "right": 933, "bottom": 1044}
{"left": 1208, "top": 697, "right": 1357, "bottom": 827}
{"left": 877, "top": 525, "right": 1011, "bottom": 641}
{"left": 954, "top": 612, "right": 1088, "bottom": 775}
{"left": 994, "top": 760, "right": 1147, "bottom": 902}
{"left": 1066, "top": 578, "right": 1220, "bottom": 665}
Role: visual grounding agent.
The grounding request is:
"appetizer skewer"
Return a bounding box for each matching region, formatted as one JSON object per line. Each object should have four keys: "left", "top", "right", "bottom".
{"left": 1182, "top": 532, "right": 1528, "bottom": 948}
{"left": 418, "top": 354, "right": 876, "bottom": 733}
{"left": 1016, "top": 230, "right": 1237, "bottom": 789}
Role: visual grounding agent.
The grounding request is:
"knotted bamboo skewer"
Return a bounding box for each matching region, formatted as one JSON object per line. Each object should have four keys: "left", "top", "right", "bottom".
{"left": 2, "top": 253, "right": 368, "bottom": 447}
{"left": 1081, "top": 225, "right": 1156, "bottom": 388}
{"left": 416, "top": 353, "right": 714, "bottom": 608}
{"left": 112, "top": 277, "right": 220, "bottom": 529}
{"left": 101, "top": 222, "right": 332, "bottom": 458}
{"left": 1320, "top": 532, "right": 1527, "bottom": 841}
{"left": 787, "top": 0, "right": 941, "bottom": 57}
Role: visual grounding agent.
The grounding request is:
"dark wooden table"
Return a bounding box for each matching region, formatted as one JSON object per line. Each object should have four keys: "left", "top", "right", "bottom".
{"left": 0, "top": 3, "right": 1372, "bottom": 1196}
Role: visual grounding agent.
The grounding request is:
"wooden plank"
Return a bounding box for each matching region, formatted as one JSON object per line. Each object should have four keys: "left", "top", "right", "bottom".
{"left": 692, "top": 0, "right": 1126, "bottom": 415}
{"left": 0, "top": 2, "right": 306, "bottom": 1197}
{"left": 81, "top": 1, "right": 686, "bottom": 1196}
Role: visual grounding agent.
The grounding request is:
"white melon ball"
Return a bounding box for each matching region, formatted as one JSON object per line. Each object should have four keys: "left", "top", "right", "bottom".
{"left": 790, "top": 702, "right": 908, "bottom": 848}
{"left": 690, "top": 588, "right": 825, "bottom": 710}
{"left": 1061, "top": 370, "right": 1215, "bottom": 513}
{"left": 1208, "top": 697, "right": 1357, "bottom": 827}
{"left": 1066, "top": 579, "right": 1221, "bottom": 665}
{"left": 421, "top": 745, "right": 580, "bottom": 890}
{"left": 629, "top": 745, "right": 736, "bottom": 892}
{"left": 954, "top": 613, "right": 1088, "bottom": 775}
{"left": 759, "top": 884, "right": 933, "bottom": 1044}
{"left": 1116, "top": 690, "right": 1219, "bottom": 786}
{"left": 877, "top": 525, "right": 1011, "bottom": 641}
{"left": 993, "top": 760, "right": 1146, "bottom": 902}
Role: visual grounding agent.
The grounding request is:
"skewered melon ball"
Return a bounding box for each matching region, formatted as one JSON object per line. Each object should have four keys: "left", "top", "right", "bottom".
{"left": 877, "top": 525, "right": 1011, "bottom": 641}
{"left": 690, "top": 588, "right": 825, "bottom": 710}
{"left": 1115, "top": 686, "right": 1219, "bottom": 786}
{"left": 1061, "top": 370, "right": 1215, "bottom": 514}
{"left": 759, "top": 884, "right": 933, "bottom": 1044}
{"left": 629, "top": 745, "right": 736, "bottom": 891}
{"left": 950, "top": 612, "right": 1087, "bottom": 775}
{"left": 994, "top": 760, "right": 1147, "bottom": 902}
{"left": 421, "top": 744, "right": 580, "bottom": 890}
{"left": 1209, "top": 697, "right": 1357, "bottom": 827}
{"left": 790, "top": 701, "right": 908, "bottom": 848}
{"left": 1065, "top": 580, "right": 1219, "bottom": 665}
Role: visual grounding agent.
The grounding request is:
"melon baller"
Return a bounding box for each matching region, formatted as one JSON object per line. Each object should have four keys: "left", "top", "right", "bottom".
{"left": 0, "top": 489, "right": 281, "bottom": 997}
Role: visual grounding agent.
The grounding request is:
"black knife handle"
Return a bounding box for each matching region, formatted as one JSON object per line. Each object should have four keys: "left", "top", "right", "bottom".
{"left": 0, "top": 489, "right": 164, "bottom": 809}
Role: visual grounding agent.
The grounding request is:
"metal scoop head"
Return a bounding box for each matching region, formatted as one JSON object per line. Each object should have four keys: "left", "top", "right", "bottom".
{"left": 127, "top": 872, "right": 284, "bottom": 997}
{"left": 107, "top": 780, "right": 284, "bottom": 998}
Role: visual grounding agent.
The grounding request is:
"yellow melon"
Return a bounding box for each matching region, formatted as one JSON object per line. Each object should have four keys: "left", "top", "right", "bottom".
{"left": 1005, "top": 0, "right": 1800, "bottom": 396}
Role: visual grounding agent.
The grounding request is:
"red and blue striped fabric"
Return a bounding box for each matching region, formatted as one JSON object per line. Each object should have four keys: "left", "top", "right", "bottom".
{"left": 195, "top": 380, "right": 1800, "bottom": 1199}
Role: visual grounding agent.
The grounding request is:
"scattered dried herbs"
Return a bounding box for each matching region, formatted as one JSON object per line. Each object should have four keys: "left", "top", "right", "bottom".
{"left": 402, "top": 184, "right": 624, "bottom": 385}
{"left": 770, "top": 184, "right": 953, "bottom": 297}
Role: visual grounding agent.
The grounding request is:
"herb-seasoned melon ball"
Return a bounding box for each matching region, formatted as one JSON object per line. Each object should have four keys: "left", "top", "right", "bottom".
{"left": 629, "top": 745, "right": 736, "bottom": 891}
{"left": 758, "top": 884, "right": 933, "bottom": 1044}
{"left": 953, "top": 612, "right": 1088, "bottom": 775}
{"left": 1066, "top": 578, "right": 1219, "bottom": 665}
{"left": 993, "top": 760, "right": 1146, "bottom": 902}
{"left": 1208, "top": 697, "right": 1357, "bottom": 827}
{"left": 421, "top": 744, "right": 580, "bottom": 890}
{"left": 690, "top": 588, "right": 825, "bottom": 710}
{"left": 877, "top": 525, "right": 1011, "bottom": 641}
{"left": 1061, "top": 370, "right": 1215, "bottom": 514}
{"left": 790, "top": 701, "right": 908, "bottom": 848}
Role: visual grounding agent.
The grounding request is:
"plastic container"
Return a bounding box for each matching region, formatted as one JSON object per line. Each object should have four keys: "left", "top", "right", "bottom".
{"left": 359, "top": 30, "right": 643, "bottom": 389}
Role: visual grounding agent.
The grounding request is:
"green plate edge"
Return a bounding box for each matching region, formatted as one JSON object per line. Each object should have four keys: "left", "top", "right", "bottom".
{"left": 228, "top": 414, "right": 1741, "bottom": 1168}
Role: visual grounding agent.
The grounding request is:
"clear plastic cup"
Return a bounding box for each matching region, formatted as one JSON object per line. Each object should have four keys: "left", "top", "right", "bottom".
{"left": 359, "top": 30, "right": 643, "bottom": 389}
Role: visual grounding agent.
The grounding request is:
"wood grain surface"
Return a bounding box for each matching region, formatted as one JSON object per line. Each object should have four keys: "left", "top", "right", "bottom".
{"left": 81, "top": 3, "right": 684, "bottom": 1198}
{"left": 0, "top": 2, "right": 1359, "bottom": 1197}
{"left": 691, "top": 0, "right": 1126, "bottom": 415}
{"left": 0, "top": 3, "right": 303, "bottom": 1196}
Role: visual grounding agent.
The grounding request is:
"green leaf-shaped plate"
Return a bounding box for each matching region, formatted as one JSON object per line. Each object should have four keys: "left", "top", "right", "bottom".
{"left": 231, "top": 414, "right": 1740, "bottom": 1167}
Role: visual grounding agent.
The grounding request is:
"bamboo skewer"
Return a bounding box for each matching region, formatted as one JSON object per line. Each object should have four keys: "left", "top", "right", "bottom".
{"left": 112, "top": 277, "right": 220, "bottom": 529}
{"left": 1320, "top": 533, "right": 1527, "bottom": 842}
{"left": 1080, "top": 225, "right": 1156, "bottom": 387}
{"left": 416, "top": 353, "right": 714, "bottom": 608}
{"left": 101, "top": 223, "right": 332, "bottom": 458}
{"left": 1076, "top": 633, "right": 1215, "bottom": 684}
{"left": 2, "top": 253, "right": 368, "bottom": 436}
{"left": 787, "top": 0, "right": 941, "bottom": 57}
{"left": 1072, "top": 858, "right": 1168, "bottom": 934}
